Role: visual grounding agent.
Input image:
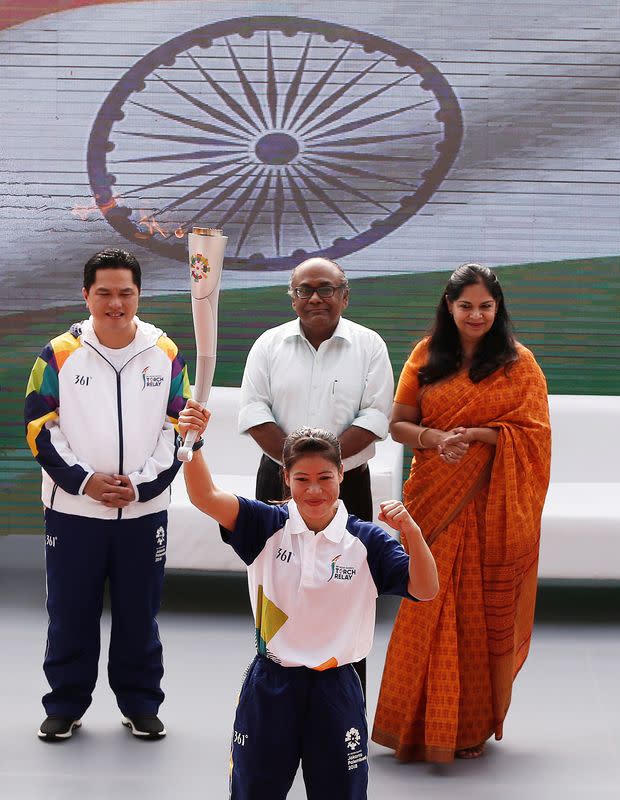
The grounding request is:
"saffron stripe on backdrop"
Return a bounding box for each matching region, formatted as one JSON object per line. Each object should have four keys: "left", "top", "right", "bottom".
{"left": 0, "top": 1, "right": 142, "bottom": 32}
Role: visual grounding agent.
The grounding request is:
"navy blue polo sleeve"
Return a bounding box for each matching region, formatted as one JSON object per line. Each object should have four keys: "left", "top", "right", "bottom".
{"left": 349, "top": 518, "right": 417, "bottom": 600}
{"left": 220, "top": 496, "right": 290, "bottom": 566}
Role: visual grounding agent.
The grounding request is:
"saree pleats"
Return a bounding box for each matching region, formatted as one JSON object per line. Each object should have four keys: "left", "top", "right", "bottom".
{"left": 372, "top": 340, "right": 551, "bottom": 761}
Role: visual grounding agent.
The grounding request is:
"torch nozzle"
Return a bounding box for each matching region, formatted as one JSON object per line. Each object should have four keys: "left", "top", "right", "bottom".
{"left": 192, "top": 227, "right": 224, "bottom": 237}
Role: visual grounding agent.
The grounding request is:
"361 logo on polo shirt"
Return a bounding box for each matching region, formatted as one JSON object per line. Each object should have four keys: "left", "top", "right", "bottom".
{"left": 327, "top": 555, "right": 357, "bottom": 582}
{"left": 275, "top": 547, "right": 293, "bottom": 564}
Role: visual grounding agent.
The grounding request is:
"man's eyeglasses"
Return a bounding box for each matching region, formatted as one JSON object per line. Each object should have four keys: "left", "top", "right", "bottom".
{"left": 291, "top": 284, "right": 346, "bottom": 299}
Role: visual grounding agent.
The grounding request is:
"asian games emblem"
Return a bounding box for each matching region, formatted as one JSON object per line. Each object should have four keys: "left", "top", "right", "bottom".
{"left": 190, "top": 253, "right": 210, "bottom": 282}
{"left": 345, "top": 728, "right": 361, "bottom": 751}
{"left": 155, "top": 526, "right": 166, "bottom": 563}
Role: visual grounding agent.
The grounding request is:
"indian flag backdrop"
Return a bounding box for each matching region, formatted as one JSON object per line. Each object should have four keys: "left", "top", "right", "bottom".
{"left": 1, "top": 0, "right": 618, "bottom": 534}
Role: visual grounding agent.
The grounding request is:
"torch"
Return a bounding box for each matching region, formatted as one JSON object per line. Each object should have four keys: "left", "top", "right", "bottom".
{"left": 177, "top": 226, "right": 228, "bottom": 462}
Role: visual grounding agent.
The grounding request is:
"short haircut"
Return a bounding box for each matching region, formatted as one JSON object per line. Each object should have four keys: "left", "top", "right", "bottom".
{"left": 83, "top": 248, "right": 141, "bottom": 292}
{"left": 287, "top": 258, "right": 349, "bottom": 295}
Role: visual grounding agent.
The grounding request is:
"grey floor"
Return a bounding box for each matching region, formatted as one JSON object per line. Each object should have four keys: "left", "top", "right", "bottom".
{"left": 1, "top": 538, "right": 619, "bottom": 800}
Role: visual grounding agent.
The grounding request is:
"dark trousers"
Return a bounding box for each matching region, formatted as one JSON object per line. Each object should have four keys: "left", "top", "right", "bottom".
{"left": 43, "top": 508, "right": 167, "bottom": 718}
{"left": 255, "top": 455, "right": 371, "bottom": 695}
{"left": 230, "top": 655, "right": 368, "bottom": 799}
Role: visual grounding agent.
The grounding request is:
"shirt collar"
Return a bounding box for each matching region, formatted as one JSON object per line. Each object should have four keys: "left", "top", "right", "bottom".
{"left": 286, "top": 499, "right": 348, "bottom": 542}
{"left": 284, "top": 317, "right": 352, "bottom": 344}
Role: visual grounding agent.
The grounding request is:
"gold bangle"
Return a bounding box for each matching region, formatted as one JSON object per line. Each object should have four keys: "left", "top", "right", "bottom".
{"left": 417, "top": 427, "right": 430, "bottom": 448}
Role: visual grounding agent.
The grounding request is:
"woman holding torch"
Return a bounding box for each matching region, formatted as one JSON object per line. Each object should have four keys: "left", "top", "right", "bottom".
{"left": 178, "top": 404, "right": 438, "bottom": 799}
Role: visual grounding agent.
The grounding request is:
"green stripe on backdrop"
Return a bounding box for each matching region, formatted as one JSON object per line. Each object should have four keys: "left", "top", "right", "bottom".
{"left": 1, "top": 255, "right": 618, "bottom": 535}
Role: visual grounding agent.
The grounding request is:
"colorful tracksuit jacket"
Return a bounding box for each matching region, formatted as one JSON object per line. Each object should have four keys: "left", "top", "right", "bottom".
{"left": 24, "top": 316, "right": 191, "bottom": 520}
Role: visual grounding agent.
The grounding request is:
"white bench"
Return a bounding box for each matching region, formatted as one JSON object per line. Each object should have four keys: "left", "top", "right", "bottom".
{"left": 538, "top": 395, "right": 619, "bottom": 580}
{"left": 165, "top": 386, "right": 404, "bottom": 572}
{"left": 166, "top": 390, "right": 620, "bottom": 578}
{"left": 1, "top": 394, "right": 617, "bottom": 580}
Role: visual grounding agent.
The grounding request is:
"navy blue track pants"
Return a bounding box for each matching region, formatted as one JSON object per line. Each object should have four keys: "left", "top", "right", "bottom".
{"left": 43, "top": 508, "right": 167, "bottom": 718}
{"left": 230, "top": 655, "right": 368, "bottom": 799}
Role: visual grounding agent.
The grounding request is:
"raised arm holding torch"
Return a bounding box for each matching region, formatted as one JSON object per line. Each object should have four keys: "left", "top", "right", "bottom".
{"left": 177, "top": 226, "right": 228, "bottom": 462}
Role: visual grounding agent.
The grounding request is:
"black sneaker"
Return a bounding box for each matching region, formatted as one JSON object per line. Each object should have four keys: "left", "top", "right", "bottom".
{"left": 38, "top": 715, "right": 82, "bottom": 741}
{"left": 121, "top": 714, "right": 166, "bottom": 738}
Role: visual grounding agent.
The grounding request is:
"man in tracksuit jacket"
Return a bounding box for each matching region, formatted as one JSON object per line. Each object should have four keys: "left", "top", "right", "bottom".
{"left": 24, "top": 248, "right": 191, "bottom": 741}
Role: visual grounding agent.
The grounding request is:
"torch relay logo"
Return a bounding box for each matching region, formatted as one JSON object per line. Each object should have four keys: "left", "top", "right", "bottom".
{"left": 327, "top": 555, "right": 357, "bottom": 582}
{"left": 142, "top": 366, "right": 164, "bottom": 389}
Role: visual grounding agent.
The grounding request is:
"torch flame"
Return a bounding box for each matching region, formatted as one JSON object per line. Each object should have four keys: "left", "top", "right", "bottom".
{"left": 71, "top": 194, "right": 119, "bottom": 220}
{"left": 71, "top": 196, "right": 194, "bottom": 241}
{"left": 135, "top": 211, "right": 169, "bottom": 240}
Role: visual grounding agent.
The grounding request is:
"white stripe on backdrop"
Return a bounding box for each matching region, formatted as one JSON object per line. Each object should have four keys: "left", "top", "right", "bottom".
{"left": 0, "top": 0, "right": 619, "bottom": 311}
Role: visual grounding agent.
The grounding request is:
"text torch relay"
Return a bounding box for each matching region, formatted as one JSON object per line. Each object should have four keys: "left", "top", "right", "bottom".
{"left": 177, "top": 226, "right": 228, "bottom": 462}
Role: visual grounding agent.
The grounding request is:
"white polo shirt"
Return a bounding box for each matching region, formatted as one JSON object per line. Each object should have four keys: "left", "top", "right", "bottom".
{"left": 238, "top": 317, "right": 394, "bottom": 471}
{"left": 221, "top": 497, "right": 415, "bottom": 670}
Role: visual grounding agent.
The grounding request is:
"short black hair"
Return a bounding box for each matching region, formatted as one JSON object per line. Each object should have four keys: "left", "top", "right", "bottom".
{"left": 288, "top": 258, "right": 349, "bottom": 295}
{"left": 83, "top": 248, "right": 141, "bottom": 292}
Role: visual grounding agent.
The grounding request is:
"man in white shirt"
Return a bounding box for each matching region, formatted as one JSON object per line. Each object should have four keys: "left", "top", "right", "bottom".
{"left": 238, "top": 257, "right": 394, "bottom": 693}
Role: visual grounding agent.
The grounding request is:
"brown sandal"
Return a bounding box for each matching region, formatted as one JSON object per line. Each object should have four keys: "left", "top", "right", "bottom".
{"left": 455, "top": 743, "right": 485, "bottom": 759}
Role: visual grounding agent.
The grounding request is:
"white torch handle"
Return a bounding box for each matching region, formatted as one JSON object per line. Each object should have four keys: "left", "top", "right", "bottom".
{"left": 179, "top": 355, "right": 216, "bottom": 456}
{"left": 178, "top": 229, "right": 227, "bottom": 462}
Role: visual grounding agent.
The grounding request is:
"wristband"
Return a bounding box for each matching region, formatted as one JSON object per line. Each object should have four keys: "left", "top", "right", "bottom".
{"left": 192, "top": 437, "right": 204, "bottom": 452}
{"left": 417, "top": 427, "right": 430, "bottom": 448}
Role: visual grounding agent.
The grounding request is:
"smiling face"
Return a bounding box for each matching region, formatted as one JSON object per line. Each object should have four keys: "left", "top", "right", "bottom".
{"left": 447, "top": 281, "right": 498, "bottom": 349}
{"left": 82, "top": 267, "right": 140, "bottom": 348}
{"left": 284, "top": 453, "right": 344, "bottom": 533}
{"left": 290, "top": 258, "right": 349, "bottom": 348}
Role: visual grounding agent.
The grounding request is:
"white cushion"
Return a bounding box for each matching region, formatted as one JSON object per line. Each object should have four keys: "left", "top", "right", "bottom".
{"left": 539, "top": 483, "right": 620, "bottom": 579}
{"left": 548, "top": 395, "right": 620, "bottom": 483}
{"left": 540, "top": 395, "right": 620, "bottom": 579}
{"left": 166, "top": 473, "right": 251, "bottom": 572}
{"left": 169, "top": 390, "right": 620, "bottom": 579}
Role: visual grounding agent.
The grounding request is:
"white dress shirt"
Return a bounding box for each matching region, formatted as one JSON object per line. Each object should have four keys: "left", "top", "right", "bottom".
{"left": 238, "top": 317, "right": 394, "bottom": 471}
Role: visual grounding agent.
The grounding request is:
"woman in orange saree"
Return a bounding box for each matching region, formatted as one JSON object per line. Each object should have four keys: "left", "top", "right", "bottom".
{"left": 372, "top": 264, "right": 551, "bottom": 762}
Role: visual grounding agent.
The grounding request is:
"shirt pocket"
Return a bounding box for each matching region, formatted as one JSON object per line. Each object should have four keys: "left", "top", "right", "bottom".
{"left": 328, "top": 374, "right": 362, "bottom": 429}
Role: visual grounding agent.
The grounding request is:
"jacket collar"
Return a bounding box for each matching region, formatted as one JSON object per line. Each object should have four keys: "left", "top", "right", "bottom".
{"left": 79, "top": 316, "right": 163, "bottom": 350}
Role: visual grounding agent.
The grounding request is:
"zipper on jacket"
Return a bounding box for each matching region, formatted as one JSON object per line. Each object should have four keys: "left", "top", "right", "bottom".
{"left": 50, "top": 483, "right": 58, "bottom": 510}
{"left": 83, "top": 339, "right": 157, "bottom": 521}
{"left": 116, "top": 371, "right": 124, "bottom": 521}
{"left": 113, "top": 350, "right": 151, "bottom": 521}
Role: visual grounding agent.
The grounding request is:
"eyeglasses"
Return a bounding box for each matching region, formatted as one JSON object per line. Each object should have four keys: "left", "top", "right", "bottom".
{"left": 291, "top": 284, "right": 346, "bottom": 299}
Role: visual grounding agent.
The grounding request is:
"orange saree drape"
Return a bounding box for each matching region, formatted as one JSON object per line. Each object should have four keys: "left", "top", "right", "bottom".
{"left": 372, "top": 340, "right": 551, "bottom": 762}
